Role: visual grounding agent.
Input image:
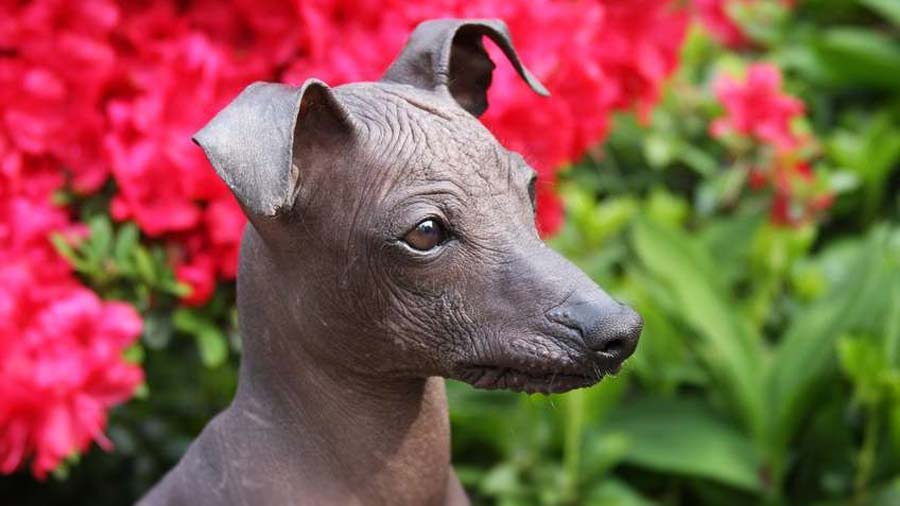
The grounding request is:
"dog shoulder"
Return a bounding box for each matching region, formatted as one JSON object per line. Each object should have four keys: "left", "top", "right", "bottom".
{"left": 136, "top": 413, "right": 238, "bottom": 506}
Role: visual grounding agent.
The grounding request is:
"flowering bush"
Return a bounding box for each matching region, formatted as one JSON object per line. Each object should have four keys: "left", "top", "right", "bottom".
{"left": 3, "top": 0, "right": 900, "bottom": 504}
{"left": 710, "top": 62, "right": 831, "bottom": 226}
{"left": 0, "top": 0, "right": 687, "bottom": 478}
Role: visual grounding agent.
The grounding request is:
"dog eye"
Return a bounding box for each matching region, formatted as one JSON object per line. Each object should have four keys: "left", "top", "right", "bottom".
{"left": 403, "top": 218, "right": 446, "bottom": 251}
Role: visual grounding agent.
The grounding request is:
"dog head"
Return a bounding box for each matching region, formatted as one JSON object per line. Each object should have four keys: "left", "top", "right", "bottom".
{"left": 194, "top": 19, "right": 642, "bottom": 394}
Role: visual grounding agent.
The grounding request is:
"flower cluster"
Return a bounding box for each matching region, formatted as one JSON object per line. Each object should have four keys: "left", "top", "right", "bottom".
{"left": 711, "top": 63, "right": 805, "bottom": 151}
{"left": 0, "top": 0, "right": 145, "bottom": 477}
{"left": 710, "top": 63, "right": 831, "bottom": 226}
{"left": 1, "top": 0, "right": 687, "bottom": 477}
{"left": 0, "top": 285, "right": 143, "bottom": 479}
{"left": 4, "top": 0, "right": 688, "bottom": 308}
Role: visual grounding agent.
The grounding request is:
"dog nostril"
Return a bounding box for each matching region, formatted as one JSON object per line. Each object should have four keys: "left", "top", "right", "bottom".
{"left": 593, "top": 334, "right": 629, "bottom": 356}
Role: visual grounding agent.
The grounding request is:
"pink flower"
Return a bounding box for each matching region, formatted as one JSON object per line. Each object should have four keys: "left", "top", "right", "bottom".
{"left": 0, "top": 0, "right": 120, "bottom": 195}
{"left": 0, "top": 172, "right": 143, "bottom": 477}
{"left": 0, "top": 11, "right": 145, "bottom": 469}
{"left": 708, "top": 63, "right": 826, "bottom": 227}
{"left": 204, "top": 197, "right": 246, "bottom": 279}
{"left": 0, "top": 284, "right": 143, "bottom": 478}
{"left": 104, "top": 27, "right": 267, "bottom": 236}
{"left": 768, "top": 159, "right": 832, "bottom": 227}
{"left": 596, "top": 0, "right": 689, "bottom": 122}
{"left": 175, "top": 256, "right": 218, "bottom": 307}
{"left": 710, "top": 63, "right": 806, "bottom": 151}
{"left": 693, "top": 0, "right": 749, "bottom": 48}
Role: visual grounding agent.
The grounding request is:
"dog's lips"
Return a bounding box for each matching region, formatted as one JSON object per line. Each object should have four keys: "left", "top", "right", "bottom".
{"left": 459, "top": 364, "right": 602, "bottom": 394}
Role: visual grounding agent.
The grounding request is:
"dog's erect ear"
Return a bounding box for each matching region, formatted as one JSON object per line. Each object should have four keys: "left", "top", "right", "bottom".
{"left": 381, "top": 18, "right": 548, "bottom": 117}
{"left": 193, "top": 79, "right": 353, "bottom": 219}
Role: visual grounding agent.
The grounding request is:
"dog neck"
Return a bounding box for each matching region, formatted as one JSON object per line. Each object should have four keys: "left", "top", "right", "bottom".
{"left": 222, "top": 228, "right": 453, "bottom": 505}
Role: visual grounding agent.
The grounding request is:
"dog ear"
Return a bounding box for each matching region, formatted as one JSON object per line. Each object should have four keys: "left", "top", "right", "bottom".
{"left": 193, "top": 79, "right": 353, "bottom": 219}
{"left": 381, "top": 18, "right": 548, "bottom": 117}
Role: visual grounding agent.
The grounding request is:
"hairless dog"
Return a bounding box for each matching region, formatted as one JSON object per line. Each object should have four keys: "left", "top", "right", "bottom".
{"left": 138, "top": 18, "right": 642, "bottom": 506}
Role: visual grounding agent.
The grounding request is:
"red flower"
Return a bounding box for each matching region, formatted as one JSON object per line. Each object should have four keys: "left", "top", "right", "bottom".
{"left": 0, "top": 178, "right": 144, "bottom": 478}
{"left": 710, "top": 63, "right": 806, "bottom": 151}
{"left": 707, "top": 60, "right": 828, "bottom": 227}
{"left": 1, "top": 1, "right": 145, "bottom": 473}
{"left": 747, "top": 167, "right": 770, "bottom": 189}
{"left": 693, "top": 0, "right": 749, "bottom": 48}
{"left": 105, "top": 27, "right": 267, "bottom": 236}
{"left": 0, "top": 0, "right": 119, "bottom": 195}
{"left": 765, "top": 158, "right": 832, "bottom": 227}
{"left": 597, "top": 0, "right": 689, "bottom": 122}
{"left": 175, "top": 255, "right": 218, "bottom": 307}
{"left": 0, "top": 162, "right": 143, "bottom": 478}
{"left": 0, "top": 287, "right": 143, "bottom": 478}
{"left": 204, "top": 197, "right": 246, "bottom": 279}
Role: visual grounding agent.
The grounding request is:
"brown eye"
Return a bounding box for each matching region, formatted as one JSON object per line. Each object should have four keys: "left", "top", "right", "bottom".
{"left": 403, "top": 218, "right": 446, "bottom": 251}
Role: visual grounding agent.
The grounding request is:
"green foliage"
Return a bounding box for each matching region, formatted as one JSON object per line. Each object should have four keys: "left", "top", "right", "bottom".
{"left": 51, "top": 216, "right": 189, "bottom": 303}
{"left": 8, "top": 1, "right": 899, "bottom": 505}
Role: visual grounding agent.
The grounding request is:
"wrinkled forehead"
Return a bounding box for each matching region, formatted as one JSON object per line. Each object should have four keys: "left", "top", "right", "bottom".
{"left": 333, "top": 82, "right": 535, "bottom": 196}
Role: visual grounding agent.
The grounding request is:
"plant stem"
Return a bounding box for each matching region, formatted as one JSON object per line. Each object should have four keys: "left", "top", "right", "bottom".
{"left": 853, "top": 408, "right": 880, "bottom": 506}
{"left": 563, "top": 389, "right": 586, "bottom": 501}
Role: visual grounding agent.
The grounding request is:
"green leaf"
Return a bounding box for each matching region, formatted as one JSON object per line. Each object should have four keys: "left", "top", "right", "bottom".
{"left": 603, "top": 397, "right": 763, "bottom": 492}
{"left": 768, "top": 228, "right": 895, "bottom": 450}
{"left": 86, "top": 215, "right": 114, "bottom": 266}
{"left": 645, "top": 188, "right": 689, "bottom": 228}
{"left": 173, "top": 309, "right": 228, "bottom": 367}
{"left": 676, "top": 142, "right": 719, "bottom": 177}
{"left": 49, "top": 233, "right": 86, "bottom": 271}
{"left": 480, "top": 463, "right": 523, "bottom": 497}
{"left": 859, "top": 0, "right": 900, "bottom": 26}
{"left": 585, "top": 479, "right": 659, "bottom": 506}
{"left": 631, "top": 217, "right": 766, "bottom": 440}
{"left": 623, "top": 293, "right": 696, "bottom": 393}
{"left": 885, "top": 278, "right": 900, "bottom": 366}
{"left": 838, "top": 335, "right": 889, "bottom": 405}
{"left": 870, "top": 477, "right": 900, "bottom": 506}
{"left": 196, "top": 328, "right": 228, "bottom": 368}
{"left": 133, "top": 382, "right": 149, "bottom": 400}
{"left": 133, "top": 247, "right": 156, "bottom": 283}
{"left": 114, "top": 222, "right": 140, "bottom": 270}
{"left": 699, "top": 211, "right": 765, "bottom": 286}
{"left": 811, "top": 28, "right": 900, "bottom": 89}
{"left": 122, "top": 343, "right": 145, "bottom": 364}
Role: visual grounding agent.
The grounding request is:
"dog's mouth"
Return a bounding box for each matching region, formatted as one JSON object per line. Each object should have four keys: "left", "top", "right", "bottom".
{"left": 458, "top": 364, "right": 602, "bottom": 394}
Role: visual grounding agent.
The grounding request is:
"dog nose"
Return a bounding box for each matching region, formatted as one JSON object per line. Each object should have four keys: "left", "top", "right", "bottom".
{"left": 546, "top": 296, "right": 642, "bottom": 365}
{"left": 581, "top": 304, "right": 642, "bottom": 360}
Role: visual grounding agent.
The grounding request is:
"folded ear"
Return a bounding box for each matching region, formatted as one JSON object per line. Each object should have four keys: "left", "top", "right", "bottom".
{"left": 193, "top": 79, "right": 353, "bottom": 219}
{"left": 381, "top": 18, "right": 549, "bottom": 117}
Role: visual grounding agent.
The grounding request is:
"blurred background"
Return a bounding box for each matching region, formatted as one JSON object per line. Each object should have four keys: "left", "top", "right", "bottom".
{"left": 1, "top": 0, "right": 898, "bottom": 505}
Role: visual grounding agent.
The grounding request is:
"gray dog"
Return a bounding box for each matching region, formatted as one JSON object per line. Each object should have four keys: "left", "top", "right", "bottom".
{"left": 138, "top": 18, "right": 642, "bottom": 506}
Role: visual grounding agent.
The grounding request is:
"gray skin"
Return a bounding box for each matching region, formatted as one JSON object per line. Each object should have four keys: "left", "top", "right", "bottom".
{"left": 138, "top": 18, "right": 643, "bottom": 506}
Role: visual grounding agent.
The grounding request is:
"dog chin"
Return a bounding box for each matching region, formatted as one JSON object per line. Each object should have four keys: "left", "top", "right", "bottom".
{"left": 457, "top": 364, "right": 603, "bottom": 394}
